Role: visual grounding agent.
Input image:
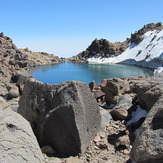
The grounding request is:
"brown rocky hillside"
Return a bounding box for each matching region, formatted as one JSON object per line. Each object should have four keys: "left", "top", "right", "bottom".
{"left": 19, "top": 48, "right": 64, "bottom": 67}
{"left": 0, "top": 32, "right": 64, "bottom": 85}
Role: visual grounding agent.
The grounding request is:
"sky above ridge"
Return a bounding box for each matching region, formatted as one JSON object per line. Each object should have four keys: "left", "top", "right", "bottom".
{"left": 0, "top": 0, "right": 163, "bottom": 58}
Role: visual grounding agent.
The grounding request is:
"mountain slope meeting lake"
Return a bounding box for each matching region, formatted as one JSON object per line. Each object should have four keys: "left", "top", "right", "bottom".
{"left": 31, "top": 62, "right": 153, "bottom": 84}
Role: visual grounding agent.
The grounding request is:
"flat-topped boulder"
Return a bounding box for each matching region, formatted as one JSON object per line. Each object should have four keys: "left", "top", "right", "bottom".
{"left": 18, "top": 78, "right": 101, "bottom": 157}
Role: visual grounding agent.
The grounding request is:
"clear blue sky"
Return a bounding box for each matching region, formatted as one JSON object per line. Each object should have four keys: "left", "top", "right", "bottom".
{"left": 1, "top": 0, "right": 163, "bottom": 58}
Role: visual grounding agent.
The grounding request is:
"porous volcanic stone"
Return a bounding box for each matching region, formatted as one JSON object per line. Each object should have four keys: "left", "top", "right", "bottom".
{"left": 18, "top": 78, "right": 101, "bottom": 157}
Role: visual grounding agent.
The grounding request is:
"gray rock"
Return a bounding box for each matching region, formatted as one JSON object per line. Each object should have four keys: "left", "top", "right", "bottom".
{"left": 104, "top": 78, "right": 130, "bottom": 104}
{"left": 133, "top": 81, "right": 163, "bottom": 110}
{"left": 18, "top": 78, "right": 101, "bottom": 157}
{"left": 99, "top": 107, "right": 112, "bottom": 128}
{"left": 6, "top": 84, "right": 19, "bottom": 99}
{"left": 16, "top": 60, "right": 28, "bottom": 68}
{"left": 131, "top": 95, "right": 163, "bottom": 163}
{"left": 11, "top": 71, "right": 31, "bottom": 94}
{"left": 110, "top": 94, "right": 133, "bottom": 120}
{"left": 0, "top": 106, "right": 44, "bottom": 163}
{"left": 113, "top": 94, "right": 133, "bottom": 110}
{"left": 7, "top": 49, "right": 16, "bottom": 55}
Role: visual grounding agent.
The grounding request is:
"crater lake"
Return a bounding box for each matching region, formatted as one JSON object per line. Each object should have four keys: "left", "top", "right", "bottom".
{"left": 31, "top": 62, "right": 153, "bottom": 84}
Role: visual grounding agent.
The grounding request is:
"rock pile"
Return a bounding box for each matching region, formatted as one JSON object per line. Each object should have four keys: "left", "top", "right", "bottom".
{"left": 88, "top": 72, "right": 163, "bottom": 163}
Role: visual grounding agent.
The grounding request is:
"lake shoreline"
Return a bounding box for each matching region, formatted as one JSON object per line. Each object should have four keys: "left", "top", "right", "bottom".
{"left": 31, "top": 62, "right": 154, "bottom": 85}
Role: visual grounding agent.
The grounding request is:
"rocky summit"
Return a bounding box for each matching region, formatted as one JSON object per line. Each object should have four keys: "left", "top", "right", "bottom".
{"left": 69, "top": 38, "right": 128, "bottom": 62}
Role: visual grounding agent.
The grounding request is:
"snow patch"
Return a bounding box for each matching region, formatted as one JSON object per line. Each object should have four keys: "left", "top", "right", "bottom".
{"left": 126, "top": 105, "right": 148, "bottom": 125}
{"left": 154, "top": 67, "right": 163, "bottom": 73}
{"left": 87, "top": 57, "right": 109, "bottom": 64}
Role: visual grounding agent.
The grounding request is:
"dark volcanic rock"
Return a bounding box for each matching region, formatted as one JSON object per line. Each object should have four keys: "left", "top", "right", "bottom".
{"left": 103, "top": 78, "right": 130, "bottom": 104}
{"left": 129, "top": 22, "right": 163, "bottom": 44}
{"left": 132, "top": 77, "right": 163, "bottom": 111}
{"left": 18, "top": 78, "right": 101, "bottom": 157}
{"left": 68, "top": 39, "right": 128, "bottom": 62}
{"left": 131, "top": 95, "right": 163, "bottom": 163}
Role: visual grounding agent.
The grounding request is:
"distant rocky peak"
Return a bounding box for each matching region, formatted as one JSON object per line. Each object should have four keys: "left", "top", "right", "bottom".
{"left": 129, "top": 22, "right": 163, "bottom": 44}
{"left": 67, "top": 22, "right": 163, "bottom": 63}
{"left": 68, "top": 38, "right": 128, "bottom": 62}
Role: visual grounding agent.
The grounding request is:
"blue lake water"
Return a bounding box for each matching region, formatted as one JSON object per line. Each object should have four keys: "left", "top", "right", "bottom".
{"left": 31, "top": 62, "right": 153, "bottom": 84}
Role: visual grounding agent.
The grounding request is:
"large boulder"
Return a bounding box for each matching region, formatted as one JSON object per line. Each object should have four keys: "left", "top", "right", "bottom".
{"left": 18, "top": 78, "right": 101, "bottom": 157}
{"left": 133, "top": 80, "right": 163, "bottom": 111}
{"left": 104, "top": 78, "right": 130, "bottom": 104}
{"left": 131, "top": 95, "right": 163, "bottom": 163}
{"left": 0, "top": 103, "right": 44, "bottom": 163}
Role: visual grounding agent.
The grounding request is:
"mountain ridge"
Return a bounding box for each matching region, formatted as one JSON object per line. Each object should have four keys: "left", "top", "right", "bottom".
{"left": 68, "top": 22, "right": 163, "bottom": 70}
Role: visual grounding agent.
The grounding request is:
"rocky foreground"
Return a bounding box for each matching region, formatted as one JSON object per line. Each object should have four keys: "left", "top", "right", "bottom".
{"left": 0, "top": 32, "right": 163, "bottom": 163}
{"left": 1, "top": 71, "right": 163, "bottom": 163}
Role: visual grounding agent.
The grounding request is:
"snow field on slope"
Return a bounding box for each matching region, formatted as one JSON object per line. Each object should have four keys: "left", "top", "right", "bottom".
{"left": 88, "top": 29, "right": 163, "bottom": 70}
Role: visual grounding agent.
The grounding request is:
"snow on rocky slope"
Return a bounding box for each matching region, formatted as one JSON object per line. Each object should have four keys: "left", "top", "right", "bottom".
{"left": 88, "top": 29, "right": 163, "bottom": 72}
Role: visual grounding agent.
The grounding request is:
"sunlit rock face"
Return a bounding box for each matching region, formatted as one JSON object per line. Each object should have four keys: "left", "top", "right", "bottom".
{"left": 18, "top": 78, "right": 101, "bottom": 157}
